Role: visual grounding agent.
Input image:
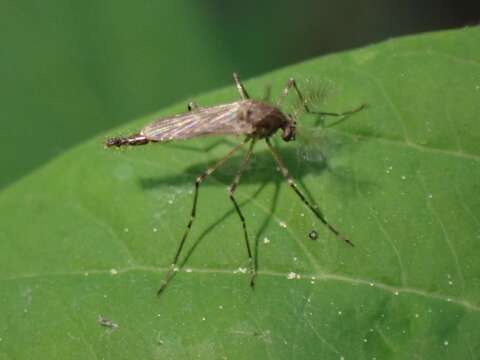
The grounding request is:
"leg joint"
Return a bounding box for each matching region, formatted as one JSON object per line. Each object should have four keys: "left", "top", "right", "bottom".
{"left": 228, "top": 183, "right": 237, "bottom": 195}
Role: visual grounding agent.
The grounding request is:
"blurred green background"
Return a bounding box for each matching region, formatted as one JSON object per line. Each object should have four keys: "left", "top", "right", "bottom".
{"left": 1, "top": 0, "right": 479, "bottom": 189}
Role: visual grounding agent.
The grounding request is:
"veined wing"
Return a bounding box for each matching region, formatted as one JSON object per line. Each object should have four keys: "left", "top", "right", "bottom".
{"left": 141, "top": 101, "right": 254, "bottom": 142}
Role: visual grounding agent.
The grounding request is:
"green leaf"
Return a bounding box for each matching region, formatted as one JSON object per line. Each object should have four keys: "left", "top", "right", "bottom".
{"left": 0, "top": 1, "right": 235, "bottom": 189}
{"left": 1, "top": 27, "right": 479, "bottom": 359}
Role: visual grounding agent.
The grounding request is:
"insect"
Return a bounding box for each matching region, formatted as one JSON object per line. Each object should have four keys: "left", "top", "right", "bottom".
{"left": 105, "top": 73, "right": 365, "bottom": 295}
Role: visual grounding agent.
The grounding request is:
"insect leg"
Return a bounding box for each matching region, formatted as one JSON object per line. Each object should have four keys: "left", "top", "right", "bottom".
{"left": 233, "top": 72, "right": 250, "bottom": 100}
{"left": 157, "top": 138, "right": 249, "bottom": 295}
{"left": 276, "top": 78, "right": 366, "bottom": 117}
{"left": 265, "top": 138, "right": 353, "bottom": 246}
{"left": 187, "top": 101, "right": 200, "bottom": 111}
{"left": 228, "top": 139, "right": 257, "bottom": 288}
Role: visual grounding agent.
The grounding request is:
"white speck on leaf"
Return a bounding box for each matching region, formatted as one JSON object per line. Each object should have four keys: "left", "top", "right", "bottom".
{"left": 287, "top": 272, "right": 298, "bottom": 280}
{"left": 97, "top": 315, "right": 119, "bottom": 330}
{"left": 109, "top": 268, "right": 118, "bottom": 275}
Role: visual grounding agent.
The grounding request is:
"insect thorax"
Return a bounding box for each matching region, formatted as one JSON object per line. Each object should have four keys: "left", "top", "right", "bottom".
{"left": 244, "top": 101, "right": 290, "bottom": 139}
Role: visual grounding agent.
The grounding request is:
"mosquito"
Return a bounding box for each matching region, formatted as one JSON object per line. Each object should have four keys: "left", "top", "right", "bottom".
{"left": 105, "top": 73, "right": 365, "bottom": 295}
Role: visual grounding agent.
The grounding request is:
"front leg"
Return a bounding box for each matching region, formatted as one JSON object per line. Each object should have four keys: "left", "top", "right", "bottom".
{"left": 276, "top": 77, "right": 366, "bottom": 117}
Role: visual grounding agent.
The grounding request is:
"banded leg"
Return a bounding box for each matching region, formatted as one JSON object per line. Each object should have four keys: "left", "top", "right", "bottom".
{"left": 233, "top": 72, "right": 250, "bottom": 100}
{"left": 265, "top": 138, "right": 353, "bottom": 246}
{"left": 157, "top": 139, "right": 249, "bottom": 295}
{"left": 276, "top": 77, "right": 366, "bottom": 116}
{"left": 228, "top": 139, "right": 257, "bottom": 288}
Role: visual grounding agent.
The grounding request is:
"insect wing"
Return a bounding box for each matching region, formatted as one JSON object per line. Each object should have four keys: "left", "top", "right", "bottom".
{"left": 141, "top": 102, "right": 253, "bottom": 142}
{"left": 295, "top": 126, "right": 328, "bottom": 163}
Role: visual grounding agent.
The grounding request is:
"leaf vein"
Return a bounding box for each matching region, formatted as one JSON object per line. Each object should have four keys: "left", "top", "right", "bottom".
{"left": 2, "top": 266, "right": 478, "bottom": 312}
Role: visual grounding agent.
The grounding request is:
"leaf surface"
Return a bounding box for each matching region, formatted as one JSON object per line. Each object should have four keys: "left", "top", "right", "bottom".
{"left": 1, "top": 27, "right": 479, "bottom": 359}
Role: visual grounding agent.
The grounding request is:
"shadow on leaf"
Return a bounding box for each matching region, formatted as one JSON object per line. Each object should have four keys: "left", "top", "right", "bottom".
{"left": 137, "top": 138, "right": 377, "bottom": 280}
